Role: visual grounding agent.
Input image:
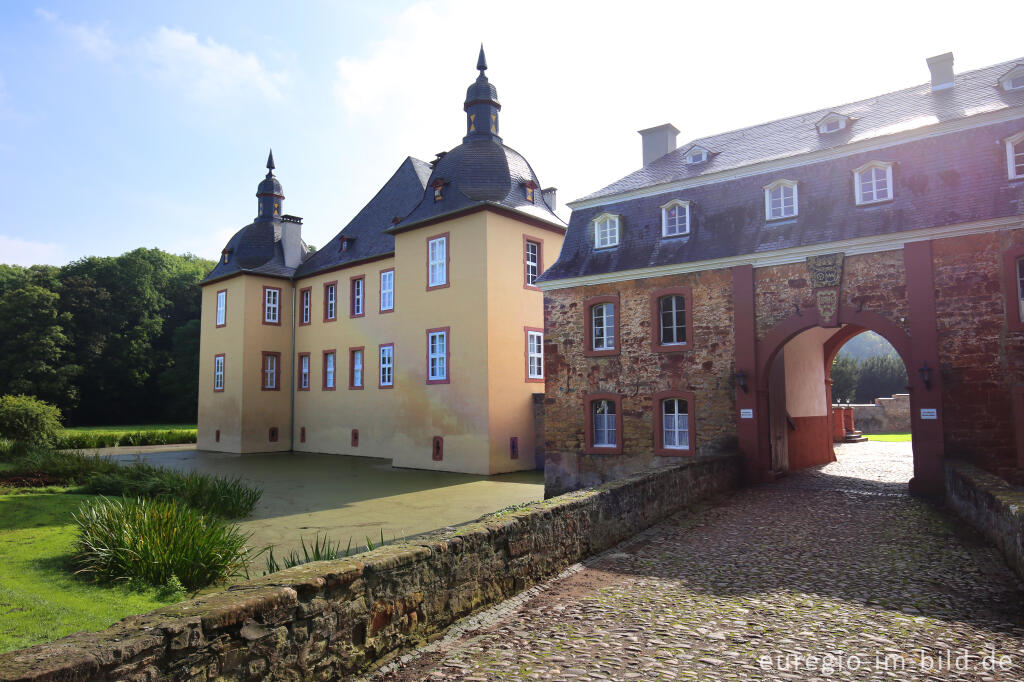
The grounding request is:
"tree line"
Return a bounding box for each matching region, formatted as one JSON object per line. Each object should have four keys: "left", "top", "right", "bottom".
{"left": 0, "top": 248, "right": 215, "bottom": 425}
{"left": 831, "top": 353, "right": 908, "bottom": 404}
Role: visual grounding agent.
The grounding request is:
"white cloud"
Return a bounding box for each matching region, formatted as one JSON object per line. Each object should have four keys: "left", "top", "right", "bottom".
{"left": 139, "top": 27, "right": 287, "bottom": 102}
{"left": 36, "top": 9, "right": 115, "bottom": 60}
{"left": 0, "top": 235, "right": 68, "bottom": 266}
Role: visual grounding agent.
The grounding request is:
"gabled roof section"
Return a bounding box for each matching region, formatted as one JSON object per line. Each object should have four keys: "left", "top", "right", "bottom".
{"left": 575, "top": 56, "right": 1024, "bottom": 205}
{"left": 815, "top": 111, "right": 851, "bottom": 133}
{"left": 681, "top": 145, "right": 710, "bottom": 163}
{"left": 294, "top": 157, "right": 431, "bottom": 278}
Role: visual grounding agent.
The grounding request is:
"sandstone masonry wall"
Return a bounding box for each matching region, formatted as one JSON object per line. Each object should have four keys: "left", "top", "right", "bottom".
{"left": 945, "top": 460, "right": 1024, "bottom": 581}
{"left": 850, "top": 394, "right": 911, "bottom": 434}
{"left": 0, "top": 454, "right": 740, "bottom": 682}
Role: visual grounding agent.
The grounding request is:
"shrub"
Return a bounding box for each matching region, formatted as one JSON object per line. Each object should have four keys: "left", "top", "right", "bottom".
{"left": 73, "top": 496, "right": 260, "bottom": 591}
{"left": 0, "top": 395, "right": 62, "bottom": 447}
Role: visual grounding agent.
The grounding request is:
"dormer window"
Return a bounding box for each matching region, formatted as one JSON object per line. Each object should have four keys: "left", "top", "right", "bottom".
{"left": 998, "top": 64, "right": 1024, "bottom": 92}
{"left": 764, "top": 179, "right": 798, "bottom": 220}
{"left": 523, "top": 180, "right": 537, "bottom": 203}
{"left": 684, "top": 146, "right": 709, "bottom": 165}
{"left": 339, "top": 236, "right": 354, "bottom": 252}
{"left": 853, "top": 161, "right": 894, "bottom": 205}
{"left": 660, "top": 200, "right": 690, "bottom": 237}
{"left": 221, "top": 249, "right": 231, "bottom": 265}
{"left": 816, "top": 112, "right": 850, "bottom": 134}
{"left": 432, "top": 179, "right": 446, "bottom": 202}
{"left": 1006, "top": 131, "right": 1024, "bottom": 180}
{"left": 593, "top": 213, "right": 620, "bottom": 249}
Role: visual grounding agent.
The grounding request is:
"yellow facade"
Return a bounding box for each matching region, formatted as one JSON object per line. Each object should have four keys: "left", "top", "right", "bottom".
{"left": 198, "top": 210, "right": 563, "bottom": 475}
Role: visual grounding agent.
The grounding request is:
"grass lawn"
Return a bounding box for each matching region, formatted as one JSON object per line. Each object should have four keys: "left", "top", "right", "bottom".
{"left": 866, "top": 433, "right": 912, "bottom": 442}
{"left": 0, "top": 492, "right": 179, "bottom": 653}
{"left": 62, "top": 424, "right": 196, "bottom": 434}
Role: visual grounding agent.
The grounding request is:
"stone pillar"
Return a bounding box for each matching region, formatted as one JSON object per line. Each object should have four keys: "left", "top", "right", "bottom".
{"left": 832, "top": 405, "right": 847, "bottom": 442}
{"left": 842, "top": 406, "right": 855, "bottom": 433}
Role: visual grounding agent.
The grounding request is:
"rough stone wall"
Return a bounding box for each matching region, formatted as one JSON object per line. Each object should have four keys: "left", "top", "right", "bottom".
{"left": 543, "top": 270, "right": 738, "bottom": 496}
{"left": 933, "top": 230, "right": 1024, "bottom": 479}
{"left": 945, "top": 460, "right": 1024, "bottom": 581}
{"left": 0, "top": 455, "right": 740, "bottom": 682}
{"left": 851, "top": 394, "right": 911, "bottom": 434}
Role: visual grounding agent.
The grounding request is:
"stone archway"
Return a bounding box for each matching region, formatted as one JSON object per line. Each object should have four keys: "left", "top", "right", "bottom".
{"left": 749, "top": 306, "right": 943, "bottom": 495}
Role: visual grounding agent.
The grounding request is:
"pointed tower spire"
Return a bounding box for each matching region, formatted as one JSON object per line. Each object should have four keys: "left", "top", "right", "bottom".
{"left": 256, "top": 150, "right": 284, "bottom": 221}
{"left": 464, "top": 46, "right": 501, "bottom": 143}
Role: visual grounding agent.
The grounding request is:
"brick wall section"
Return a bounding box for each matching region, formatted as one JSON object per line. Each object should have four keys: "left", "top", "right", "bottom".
{"left": 945, "top": 460, "right": 1024, "bottom": 581}
{"left": 543, "top": 270, "right": 737, "bottom": 495}
{"left": 0, "top": 455, "right": 740, "bottom": 681}
{"left": 934, "top": 231, "right": 1024, "bottom": 480}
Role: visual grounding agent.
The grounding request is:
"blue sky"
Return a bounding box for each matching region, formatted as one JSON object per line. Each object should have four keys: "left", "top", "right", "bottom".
{"left": 0, "top": 0, "right": 1019, "bottom": 266}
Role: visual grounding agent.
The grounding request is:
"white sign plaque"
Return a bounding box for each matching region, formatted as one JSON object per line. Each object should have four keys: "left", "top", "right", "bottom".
{"left": 740, "top": 409, "right": 754, "bottom": 419}
{"left": 920, "top": 408, "right": 937, "bottom": 420}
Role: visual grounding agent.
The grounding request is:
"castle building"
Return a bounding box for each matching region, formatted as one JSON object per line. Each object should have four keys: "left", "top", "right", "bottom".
{"left": 197, "top": 50, "right": 565, "bottom": 474}
{"left": 538, "top": 53, "right": 1024, "bottom": 496}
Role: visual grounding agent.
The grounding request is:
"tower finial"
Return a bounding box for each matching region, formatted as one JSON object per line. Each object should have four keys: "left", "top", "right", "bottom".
{"left": 266, "top": 149, "right": 275, "bottom": 176}
{"left": 477, "top": 44, "right": 487, "bottom": 73}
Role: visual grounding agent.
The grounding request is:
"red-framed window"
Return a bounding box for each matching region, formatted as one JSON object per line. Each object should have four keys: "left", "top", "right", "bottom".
{"left": 1004, "top": 245, "right": 1024, "bottom": 332}
{"left": 525, "top": 327, "right": 544, "bottom": 382}
{"left": 350, "top": 275, "right": 365, "bottom": 318}
{"left": 427, "top": 233, "right": 450, "bottom": 290}
{"left": 261, "top": 351, "right": 281, "bottom": 391}
{"left": 324, "top": 281, "right": 338, "bottom": 322}
{"left": 380, "top": 268, "right": 395, "bottom": 313}
{"left": 349, "top": 346, "right": 364, "bottom": 389}
{"left": 299, "top": 287, "right": 312, "bottom": 326}
{"left": 263, "top": 286, "right": 282, "bottom": 325}
{"left": 651, "top": 286, "right": 694, "bottom": 352}
{"left": 523, "top": 235, "right": 543, "bottom": 290}
{"left": 213, "top": 354, "right": 225, "bottom": 392}
{"left": 426, "top": 327, "right": 450, "bottom": 384}
{"left": 297, "top": 352, "right": 310, "bottom": 391}
{"left": 584, "top": 393, "right": 623, "bottom": 455}
{"left": 379, "top": 343, "right": 394, "bottom": 388}
{"left": 322, "top": 349, "right": 336, "bottom": 390}
{"left": 215, "top": 289, "right": 227, "bottom": 327}
{"left": 653, "top": 390, "right": 696, "bottom": 455}
{"left": 583, "top": 295, "right": 620, "bottom": 357}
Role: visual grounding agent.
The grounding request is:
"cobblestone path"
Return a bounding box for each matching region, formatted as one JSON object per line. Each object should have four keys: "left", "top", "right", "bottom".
{"left": 370, "top": 444, "right": 1024, "bottom": 681}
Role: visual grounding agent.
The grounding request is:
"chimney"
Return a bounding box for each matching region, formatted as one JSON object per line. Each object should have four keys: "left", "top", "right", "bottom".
{"left": 542, "top": 187, "right": 557, "bottom": 212}
{"left": 926, "top": 52, "right": 954, "bottom": 91}
{"left": 638, "top": 123, "right": 680, "bottom": 167}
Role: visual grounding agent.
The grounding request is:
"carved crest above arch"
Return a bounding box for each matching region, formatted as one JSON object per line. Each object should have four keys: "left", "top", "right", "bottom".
{"left": 806, "top": 253, "right": 844, "bottom": 288}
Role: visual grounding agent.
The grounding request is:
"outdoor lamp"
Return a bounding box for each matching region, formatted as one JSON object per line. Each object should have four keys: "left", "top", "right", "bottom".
{"left": 918, "top": 361, "right": 932, "bottom": 391}
{"left": 734, "top": 370, "right": 748, "bottom": 393}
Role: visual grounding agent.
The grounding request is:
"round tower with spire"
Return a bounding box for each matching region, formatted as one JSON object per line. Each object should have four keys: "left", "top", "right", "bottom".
{"left": 256, "top": 149, "right": 284, "bottom": 221}
{"left": 463, "top": 45, "right": 501, "bottom": 143}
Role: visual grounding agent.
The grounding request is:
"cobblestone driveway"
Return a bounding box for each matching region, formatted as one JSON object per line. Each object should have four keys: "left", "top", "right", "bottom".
{"left": 371, "top": 444, "right": 1024, "bottom": 681}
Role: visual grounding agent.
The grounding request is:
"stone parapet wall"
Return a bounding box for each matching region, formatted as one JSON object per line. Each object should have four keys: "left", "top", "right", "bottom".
{"left": 847, "top": 393, "right": 911, "bottom": 434}
{"left": 0, "top": 454, "right": 740, "bottom": 681}
{"left": 944, "top": 460, "right": 1024, "bottom": 580}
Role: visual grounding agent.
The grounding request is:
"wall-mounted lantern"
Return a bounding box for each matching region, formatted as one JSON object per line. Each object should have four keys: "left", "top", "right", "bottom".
{"left": 735, "top": 369, "right": 748, "bottom": 393}
{"left": 918, "top": 361, "right": 932, "bottom": 391}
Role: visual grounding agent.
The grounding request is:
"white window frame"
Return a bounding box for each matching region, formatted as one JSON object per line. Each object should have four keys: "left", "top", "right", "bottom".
{"left": 662, "top": 398, "right": 690, "bottom": 450}
{"left": 326, "top": 284, "right": 337, "bottom": 320}
{"left": 593, "top": 400, "right": 617, "bottom": 447}
{"left": 352, "top": 278, "right": 364, "bottom": 316}
{"left": 325, "top": 352, "right": 335, "bottom": 389}
{"left": 428, "top": 331, "right": 447, "bottom": 381}
{"left": 301, "top": 289, "right": 311, "bottom": 325}
{"left": 1006, "top": 131, "right": 1024, "bottom": 181}
{"left": 263, "top": 354, "right": 277, "bottom": 390}
{"left": 764, "top": 179, "right": 798, "bottom": 220}
{"left": 428, "top": 236, "right": 447, "bottom": 287}
{"left": 660, "top": 199, "right": 690, "bottom": 237}
{"left": 379, "top": 345, "right": 394, "bottom": 387}
{"left": 659, "top": 295, "right": 687, "bottom": 346}
{"left": 816, "top": 113, "right": 848, "bottom": 134}
{"left": 685, "top": 146, "right": 708, "bottom": 164}
{"left": 216, "top": 290, "right": 226, "bottom": 326}
{"left": 525, "top": 240, "right": 540, "bottom": 286}
{"left": 1017, "top": 257, "right": 1024, "bottom": 322}
{"left": 592, "top": 303, "right": 615, "bottom": 351}
{"left": 853, "top": 161, "right": 894, "bottom": 205}
{"left": 593, "top": 213, "right": 620, "bottom": 249}
{"left": 998, "top": 65, "right": 1024, "bottom": 92}
{"left": 380, "top": 270, "right": 394, "bottom": 311}
{"left": 527, "top": 330, "right": 543, "bottom": 379}
{"left": 351, "top": 349, "right": 363, "bottom": 388}
{"left": 264, "top": 288, "right": 279, "bottom": 323}
{"left": 300, "top": 355, "right": 310, "bottom": 389}
{"left": 213, "top": 355, "right": 225, "bottom": 390}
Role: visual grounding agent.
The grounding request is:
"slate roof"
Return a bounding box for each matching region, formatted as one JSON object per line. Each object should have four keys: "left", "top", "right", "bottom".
{"left": 576, "top": 58, "right": 1024, "bottom": 203}
{"left": 392, "top": 140, "right": 562, "bottom": 232}
{"left": 294, "top": 157, "right": 432, "bottom": 278}
{"left": 202, "top": 218, "right": 312, "bottom": 283}
{"left": 540, "top": 57, "right": 1024, "bottom": 284}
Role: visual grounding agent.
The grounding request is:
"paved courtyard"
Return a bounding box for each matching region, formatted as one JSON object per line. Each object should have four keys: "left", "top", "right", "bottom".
{"left": 371, "top": 443, "right": 1024, "bottom": 681}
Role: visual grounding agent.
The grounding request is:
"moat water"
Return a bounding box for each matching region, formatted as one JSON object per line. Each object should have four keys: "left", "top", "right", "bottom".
{"left": 108, "top": 449, "right": 544, "bottom": 560}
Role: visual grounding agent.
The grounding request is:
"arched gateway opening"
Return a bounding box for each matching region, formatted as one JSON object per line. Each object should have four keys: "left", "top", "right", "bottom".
{"left": 746, "top": 306, "right": 944, "bottom": 495}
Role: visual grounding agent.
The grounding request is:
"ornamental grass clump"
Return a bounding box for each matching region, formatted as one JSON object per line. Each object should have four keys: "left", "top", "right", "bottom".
{"left": 73, "top": 496, "right": 258, "bottom": 591}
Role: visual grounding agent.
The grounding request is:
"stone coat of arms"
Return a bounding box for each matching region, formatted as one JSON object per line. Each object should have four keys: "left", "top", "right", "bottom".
{"left": 806, "top": 253, "right": 843, "bottom": 327}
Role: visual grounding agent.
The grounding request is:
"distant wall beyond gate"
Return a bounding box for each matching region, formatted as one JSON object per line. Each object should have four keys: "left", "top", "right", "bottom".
{"left": 850, "top": 393, "right": 911, "bottom": 434}
{"left": 0, "top": 454, "right": 740, "bottom": 681}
